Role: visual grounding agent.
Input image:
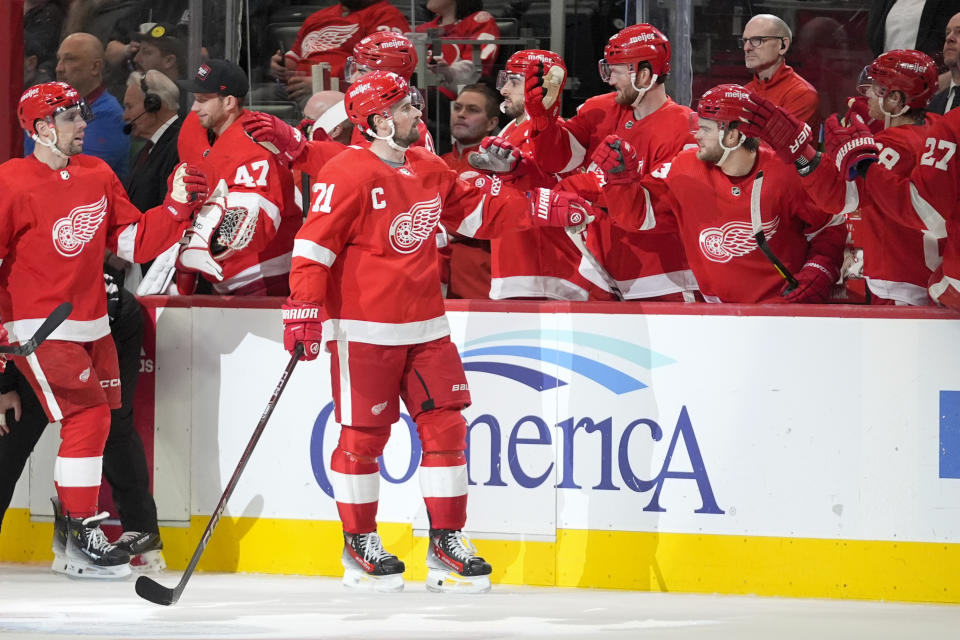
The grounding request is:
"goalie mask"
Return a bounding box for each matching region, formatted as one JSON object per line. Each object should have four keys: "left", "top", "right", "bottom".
{"left": 345, "top": 70, "right": 423, "bottom": 151}
{"left": 346, "top": 32, "right": 418, "bottom": 81}
{"left": 598, "top": 24, "right": 670, "bottom": 103}
{"left": 857, "top": 49, "right": 937, "bottom": 124}
{"left": 691, "top": 84, "right": 752, "bottom": 166}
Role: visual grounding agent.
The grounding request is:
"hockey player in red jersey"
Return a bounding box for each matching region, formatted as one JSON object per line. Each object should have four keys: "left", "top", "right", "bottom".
{"left": 276, "top": 71, "right": 592, "bottom": 593}
{"left": 170, "top": 60, "right": 302, "bottom": 296}
{"left": 270, "top": 0, "right": 410, "bottom": 101}
{"left": 593, "top": 84, "right": 845, "bottom": 303}
{"left": 0, "top": 82, "right": 207, "bottom": 578}
{"left": 739, "top": 50, "right": 944, "bottom": 305}
{"left": 461, "top": 49, "right": 594, "bottom": 299}
{"left": 345, "top": 31, "right": 436, "bottom": 153}
{"left": 525, "top": 24, "right": 699, "bottom": 300}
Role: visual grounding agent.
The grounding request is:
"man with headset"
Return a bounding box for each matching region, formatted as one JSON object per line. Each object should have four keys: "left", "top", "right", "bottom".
{"left": 121, "top": 70, "right": 183, "bottom": 214}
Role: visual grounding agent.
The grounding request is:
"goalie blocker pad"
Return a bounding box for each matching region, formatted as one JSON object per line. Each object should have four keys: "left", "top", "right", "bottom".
{"left": 176, "top": 180, "right": 259, "bottom": 281}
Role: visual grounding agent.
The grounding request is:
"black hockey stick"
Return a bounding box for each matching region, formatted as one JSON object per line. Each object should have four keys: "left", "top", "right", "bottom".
{"left": 0, "top": 302, "right": 73, "bottom": 355}
{"left": 135, "top": 344, "right": 304, "bottom": 606}
{"left": 750, "top": 171, "right": 799, "bottom": 295}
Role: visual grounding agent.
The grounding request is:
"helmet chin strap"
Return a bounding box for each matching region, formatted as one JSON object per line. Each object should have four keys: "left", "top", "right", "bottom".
{"left": 371, "top": 118, "right": 410, "bottom": 153}
{"left": 33, "top": 126, "right": 69, "bottom": 160}
{"left": 630, "top": 70, "right": 658, "bottom": 109}
{"left": 716, "top": 126, "right": 746, "bottom": 167}
{"left": 878, "top": 94, "right": 909, "bottom": 129}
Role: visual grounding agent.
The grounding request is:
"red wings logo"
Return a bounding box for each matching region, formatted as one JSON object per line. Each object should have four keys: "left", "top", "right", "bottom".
{"left": 388, "top": 194, "right": 442, "bottom": 254}
{"left": 301, "top": 24, "right": 360, "bottom": 54}
{"left": 699, "top": 216, "right": 779, "bottom": 263}
{"left": 52, "top": 196, "right": 108, "bottom": 257}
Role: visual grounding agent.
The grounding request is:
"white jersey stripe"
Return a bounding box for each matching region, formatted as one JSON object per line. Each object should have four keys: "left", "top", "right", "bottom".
{"left": 25, "top": 351, "right": 63, "bottom": 421}
{"left": 322, "top": 316, "right": 450, "bottom": 346}
{"left": 337, "top": 340, "right": 352, "bottom": 425}
{"left": 293, "top": 238, "right": 337, "bottom": 267}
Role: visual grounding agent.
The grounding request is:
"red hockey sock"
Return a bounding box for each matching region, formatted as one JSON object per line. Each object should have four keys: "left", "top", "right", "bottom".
{"left": 55, "top": 405, "right": 110, "bottom": 519}
{"left": 330, "top": 447, "right": 381, "bottom": 534}
{"left": 420, "top": 451, "right": 467, "bottom": 530}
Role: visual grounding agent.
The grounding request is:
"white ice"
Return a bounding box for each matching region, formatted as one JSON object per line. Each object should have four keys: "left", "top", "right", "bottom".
{"left": 0, "top": 563, "right": 958, "bottom": 639}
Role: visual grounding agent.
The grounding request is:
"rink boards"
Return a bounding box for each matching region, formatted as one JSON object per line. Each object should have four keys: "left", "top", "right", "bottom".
{"left": 2, "top": 298, "right": 959, "bottom": 603}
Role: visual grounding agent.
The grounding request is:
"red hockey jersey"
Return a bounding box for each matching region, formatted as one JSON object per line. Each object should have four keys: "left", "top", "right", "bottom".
{"left": 602, "top": 147, "right": 845, "bottom": 303}
{"left": 415, "top": 11, "right": 500, "bottom": 79}
{"left": 533, "top": 94, "right": 698, "bottom": 298}
{"left": 179, "top": 111, "right": 301, "bottom": 295}
{"left": 290, "top": 145, "right": 540, "bottom": 345}
{"left": 857, "top": 122, "right": 941, "bottom": 304}
{"left": 488, "top": 117, "right": 591, "bottom": 300}
{"left": 0, "top": 155, "right": 186, "bottom": 342}
{"left": 290, "top": 1, "right": 410, "bottom": 80}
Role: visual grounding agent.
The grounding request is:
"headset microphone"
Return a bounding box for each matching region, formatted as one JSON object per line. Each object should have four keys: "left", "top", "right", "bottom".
{"left": 123, "top": 111, "right": 146, "bottom": 135}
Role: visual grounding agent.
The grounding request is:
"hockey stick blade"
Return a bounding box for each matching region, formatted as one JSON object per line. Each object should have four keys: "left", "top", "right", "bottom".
{"left": 134, "top": 344, "right": 303, "bottom": 606}
{"left": 0, "top": 302, "right": 73, "bottom": 355}
{"left": 135, "top": 576, "right": 177, "bottom": 606}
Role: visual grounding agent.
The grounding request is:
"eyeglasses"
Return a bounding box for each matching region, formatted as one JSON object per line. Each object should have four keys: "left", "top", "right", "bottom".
{"left": 738, "top": 36, "right": 785, "bottom": 48}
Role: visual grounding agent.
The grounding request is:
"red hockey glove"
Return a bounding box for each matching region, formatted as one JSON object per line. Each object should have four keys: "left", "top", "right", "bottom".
{"left": 298, "top": 117, "right": 315, "bottom": 138}
{"left": 0, "top": 324, "right": 9, "bottom": 375}
{"left": 524, "top": 61, "right": 564, "bottom": 133}
{"left": 782, "top": 260, "right": 837, "bottom": 303}
{"left": 163, "top": 163, "right": 209, "bottom": 221}
{"left": 530, "top": 188, "right": 595, "bottom": 231}
{"left": 281, "top": 299, "right": 324, "bottom": 361}
{"left": 843, "top": 96, "right": 882, "bottom": 133}
{"left": 823, "top": 113, "right": 879, "bottom": 181}
{"left": 243, "top": 111, "right": 307, "bottom": 165}
{"left": 591, "top": 135, "right": 640, "bottom": 185}
{"left": 739, "top": 93, "right": 817, "bottom": 170}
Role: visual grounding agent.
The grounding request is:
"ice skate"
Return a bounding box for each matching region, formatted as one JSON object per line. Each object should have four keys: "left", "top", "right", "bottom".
{"left": 51, "top": 510, "right": 131, "bottom": 579}
{"left": 425, "top": 529, "right": 492, "bottom": 593}
{"left": 340, "top": 531, "right": 405, "bottom": 592}
{"left": 115, "top": 531, "right": 166, "bottom": 574}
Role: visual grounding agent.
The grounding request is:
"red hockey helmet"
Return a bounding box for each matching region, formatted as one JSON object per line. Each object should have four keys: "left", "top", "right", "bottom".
{"left": 599, "top": 23, "right": 671, "bottom": 81}
{"left": 697, "top": 83, "right": 753, "bottom": 123}
{"left": 18, "top": 81, "right": 89, "bottom": 135}
{"left": 347, "top": 31, "right": 418, "bottom": 80}
{"left": 345, "top": 70, "right": 421, "bottom": 135}
{"left": 498, "top": 49, "right": 567, "bottom": 92}
{"left": 858, "top": 49, "right": 938, "bottom": 110}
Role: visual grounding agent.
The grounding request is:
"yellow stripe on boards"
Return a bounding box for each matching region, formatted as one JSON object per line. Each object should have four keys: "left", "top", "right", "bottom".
{"left": 2, "top": 508, "right": 957, "bottom": 604}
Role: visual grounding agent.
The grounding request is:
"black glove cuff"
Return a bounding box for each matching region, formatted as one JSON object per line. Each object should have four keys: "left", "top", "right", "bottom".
{"left": 795, "top": 151, "right": 822, "bottom": 177}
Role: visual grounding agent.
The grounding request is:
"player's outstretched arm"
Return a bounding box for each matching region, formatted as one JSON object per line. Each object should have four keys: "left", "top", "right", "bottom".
{"left": 244, "top": 112, "right": 309, "bottom": 166}
{"left": 739, "top": 93, "right": 820, "bottom": 174}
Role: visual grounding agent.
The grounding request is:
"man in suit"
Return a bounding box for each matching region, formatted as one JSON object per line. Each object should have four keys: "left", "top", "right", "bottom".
{"left": 929, "top": 12, "right": 960, "bottom": 113}
{"left": 121, "top": 70, "right": 182, "bottom": 213}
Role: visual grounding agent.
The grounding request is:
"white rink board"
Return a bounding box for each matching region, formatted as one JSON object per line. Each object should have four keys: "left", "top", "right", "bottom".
{"left": 155, "top": 306, "right": 960, "bottom": 544}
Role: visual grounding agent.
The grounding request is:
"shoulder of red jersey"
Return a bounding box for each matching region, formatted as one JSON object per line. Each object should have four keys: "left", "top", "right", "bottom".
{"left": 407, "top": 145, "right": 450, "bottom": 170}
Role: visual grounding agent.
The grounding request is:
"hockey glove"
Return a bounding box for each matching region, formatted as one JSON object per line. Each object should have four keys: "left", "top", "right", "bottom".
{"left": 530, "top": 188, "right": 595, "bottom": 233}
{"left": 282, "top": 299, "right": 324, "bottom": 361}
{"left": 739, "top": 93, "right": 818, "bottom": 171}
{"left": 243, "top": 111, "right": 307, "bottom": 165}
{"left": 176, "top": 183, "right": 259, "bottom": 281}
{"left": 468, "top": 136, "right": 524, "bottom": 174}
{"left": 843, "top": 96, "right": 882, "bottom": 133}
{"left": 823, "top": 113, "right": 879, "bottom": 180}
{"left": 104, "top": 273, "right": 121, "bottom": 322}
{"left": 163, "top": 163, "right": 209, "bottom": 221}
{"left": 591, "top": 135, "right": 640, "bottom": 185}
{"left": 781, "top": 259, "right": 837, "bottom": 303}
{"left": 524, "top": 61, "right": 565, "bottom": 133}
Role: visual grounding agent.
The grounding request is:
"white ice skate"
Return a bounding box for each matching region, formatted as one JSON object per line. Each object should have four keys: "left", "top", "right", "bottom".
{"left": 341, "top": 531, "right": 405, "bottom": 592}
{"left": 425, "top": 529, "right": 492, "bottom": 594}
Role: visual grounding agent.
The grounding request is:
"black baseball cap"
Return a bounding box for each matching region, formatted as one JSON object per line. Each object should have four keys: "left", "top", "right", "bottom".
{"left": 182, "top": 59, "right": 249, "bottom": 98}
{"left": 133, "top": 23, "right": 186, "bottom": 58}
